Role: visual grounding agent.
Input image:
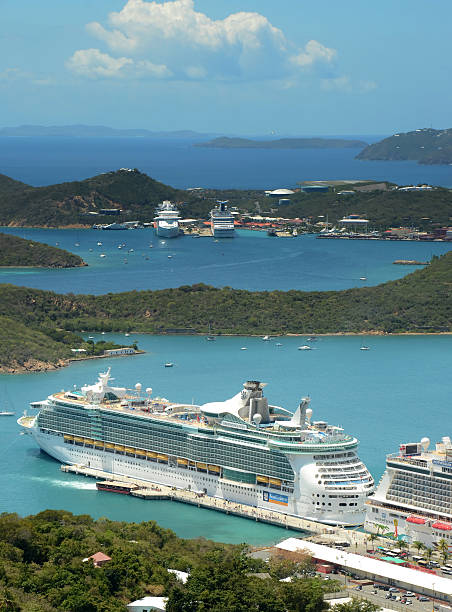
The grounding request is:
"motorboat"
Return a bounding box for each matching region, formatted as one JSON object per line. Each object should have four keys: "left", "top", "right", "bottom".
{"left": 298, "top": 345, "right": 312, "bottom": 351}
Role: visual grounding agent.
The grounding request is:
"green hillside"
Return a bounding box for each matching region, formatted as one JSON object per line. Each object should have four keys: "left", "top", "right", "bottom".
{"left": 0, "top": 233, "right": 86, "bottom": 267}
{"left": 356, "top": 128, "right": 452, "bottom": 165}
{"left": 0, "top": 251, "right": 450, "bottom": 370}
{"left": 0, "top": 169, "right": 184, "bottom": 227}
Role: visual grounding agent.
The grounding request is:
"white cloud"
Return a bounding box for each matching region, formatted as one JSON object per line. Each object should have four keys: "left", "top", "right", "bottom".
{"left": 67, "top": 0, "right": 337, "bottom": 81}
{"left": 66, "top": 48, "right": 170, "bottom": 79}
{"left": 321, "top": 76, "right": 378, "bottom": 93}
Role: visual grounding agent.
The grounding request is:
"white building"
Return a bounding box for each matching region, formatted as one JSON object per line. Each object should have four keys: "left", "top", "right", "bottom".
{"left": 127, "top": 596, "right": 167, "bottom": 611}
{"left": 103, "top": 348, "right": 135, "bottom": 356}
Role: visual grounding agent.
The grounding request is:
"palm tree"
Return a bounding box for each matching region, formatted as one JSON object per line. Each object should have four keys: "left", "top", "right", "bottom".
{"left": 423, "top": 547, "right": 433, "bottom": 563}
{"left": 412, "top": 541, "right": 425, "bottom": 555}
{"left": 437, "top": 538, "right": 449, "bottom": 565}
{"left": 367, "top": 533, "right": 378, "bottom": 549}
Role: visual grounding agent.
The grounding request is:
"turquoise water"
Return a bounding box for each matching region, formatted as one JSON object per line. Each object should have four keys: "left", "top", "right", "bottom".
{"left": 0, "top": 227, "right": 450, "bottom": 294}
{"left": 3, "top": 333, "right": 452, "bottom": 543}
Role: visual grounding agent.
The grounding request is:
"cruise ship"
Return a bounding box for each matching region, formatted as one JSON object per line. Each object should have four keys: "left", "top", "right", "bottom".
{"left": 18, "top": 370, "right": 374, "bottom": 525}
{"left": 365, "top": 437, "right": 452, "bottom": 547}
{"left": 210, "top": 201, "right": 235, "bottom": 238}
{"left": 154, "top": 201, "right": 181, "bottom": 238}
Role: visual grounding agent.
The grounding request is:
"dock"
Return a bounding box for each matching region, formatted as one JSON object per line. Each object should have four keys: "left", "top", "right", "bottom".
{"left": 60, "top": 464, "right": 343, "bottom": 535}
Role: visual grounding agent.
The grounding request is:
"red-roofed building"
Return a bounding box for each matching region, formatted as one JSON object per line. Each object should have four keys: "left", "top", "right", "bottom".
{"left": 85, "top": 551, "right": 112, "bottom": 567}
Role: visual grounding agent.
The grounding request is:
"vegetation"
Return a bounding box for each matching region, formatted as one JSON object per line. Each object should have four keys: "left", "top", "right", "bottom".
{"left": 0, "top": 169, "right": 185, "bottom": 227}
{"left": 0, "top": 250, "right": 450, "bottom": 370}
{"left": 0, "top": 233, "right": 86, "bottom": 268}
{"left": 356, "top": 127, "right": 452, "bottom": 165}
{"left": 196, "top": 136, "right": 367, "bottom": 149}
{"left": 0, "top": 510, "right": 343, "bottom": 611}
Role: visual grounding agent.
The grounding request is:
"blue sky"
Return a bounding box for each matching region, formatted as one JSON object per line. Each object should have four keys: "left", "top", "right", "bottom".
{"left": 1, "top": 0, "right": 451, "bottom": 135}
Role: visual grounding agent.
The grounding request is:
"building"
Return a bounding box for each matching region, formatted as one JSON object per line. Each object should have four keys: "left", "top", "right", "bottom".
{"left": 99, "top": 208, "right": 122, "bottom": 215}
{"left": 300, "top": 185, "right": 329, "bottom": 194}
{"left": 83, "top": 551, "right": 111, "bottom": 568}
{"left": 274, "top": 539, "right": 452, "bottom": 603}
{"left": 127, "top": 596, "right": 167, "bottom": 611}
{"left": 103, "top": 348, "right": 135, "bottom": 356}
{"left": 265, "top": 189, "right": 295, "bottom": 198}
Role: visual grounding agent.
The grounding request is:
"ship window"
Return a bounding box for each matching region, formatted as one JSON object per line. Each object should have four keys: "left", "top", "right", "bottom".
{"left": 339, "top": 503, "right": 346, "bottom": 506}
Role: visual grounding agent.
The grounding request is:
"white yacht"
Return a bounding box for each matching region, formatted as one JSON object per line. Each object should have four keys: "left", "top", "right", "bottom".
{"left": 18, "top": 370, "right": 374, "bottom": 526}
{"left": 365, "top": 436, "right": 452, "bottom": 547}
{"left": 210, "top": 201, "right": 235, "bottom": 238}
{"left": 154, "top": 201, "right": 181, "bottom": 238}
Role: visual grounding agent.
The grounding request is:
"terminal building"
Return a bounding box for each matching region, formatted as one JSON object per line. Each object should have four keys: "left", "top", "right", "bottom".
{"left": 274, "top": 538, "right": 452, "bottom": 604}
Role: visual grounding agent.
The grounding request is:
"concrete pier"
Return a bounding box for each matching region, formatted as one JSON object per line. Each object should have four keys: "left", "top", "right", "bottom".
{"left": 60, "top": 464, "right": 345, "bottom": 535}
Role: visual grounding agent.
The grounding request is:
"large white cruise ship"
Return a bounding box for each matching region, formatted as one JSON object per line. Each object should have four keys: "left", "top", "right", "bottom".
{"left": 154, "top": 201, "right": 181, "bottom": 238}
{"left": 365, "top": 437, "right": 452, "bottom": 547}
{"left": 18, "top": 370, "right": 374, "bottom": 525}
{"left": 210, "top": 201, "right": 235, "bottom": 238}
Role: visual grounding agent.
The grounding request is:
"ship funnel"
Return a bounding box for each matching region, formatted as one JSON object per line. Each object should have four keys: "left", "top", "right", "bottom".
{"left": 420, "top": 437, "right": 430, "bottom": 451}
{"left": 306, "top": 407, "right": 313, "bottom": 423}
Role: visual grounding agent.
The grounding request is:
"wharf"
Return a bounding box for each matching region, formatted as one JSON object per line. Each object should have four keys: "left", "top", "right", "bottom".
{"left": 60, "top": 464, "right": 338, "bottom": 535}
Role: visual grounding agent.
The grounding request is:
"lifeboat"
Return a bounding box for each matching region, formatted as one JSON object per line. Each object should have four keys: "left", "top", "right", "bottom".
{"left": 135, "top": 449, "right": 146, "bottom": 456}
{"left": 257, "top": 475, "right": 269, "bottom": 484}
{"left": 63, "top": 435, "right": 74, "bottom": 442}
{"left": 208, "top": 465, "right": 220, "bottom": 473}
{"left": 177, "top": 458, "right": 189, "bottom": 465}
{"left": 157, "top": 453, "right": 168, "bottom": 461}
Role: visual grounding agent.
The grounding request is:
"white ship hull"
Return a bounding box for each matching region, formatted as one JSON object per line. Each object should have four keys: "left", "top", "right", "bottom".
{"left": 156, "top": 221, "right": 180, "bottom": 238}
{"left": 28, "top": 426, "right": 365, "bottom": 526}
{"left": 211, "top": 223, "right": 235, "bottom": 238}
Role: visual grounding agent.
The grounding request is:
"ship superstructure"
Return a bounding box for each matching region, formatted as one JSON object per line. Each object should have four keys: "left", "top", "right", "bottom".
{"left": 19, "top": 370, "right": 374, "bottom": 525}
{"left": 365, "top": 437, "right": 452, "bottom": 547}
{"left": 210, "top": 201, "right": 235, "bottom": 238}
{"left": 154, "top": 201, "right": 181, "bottom": 238}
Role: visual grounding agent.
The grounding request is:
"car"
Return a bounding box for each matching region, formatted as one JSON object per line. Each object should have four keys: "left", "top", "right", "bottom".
{"left": 405, "top": 600, "right": 413, "bottom": 605}
{"left": 401, "top": 598, "right": 406, "bottom": 604}
{"left": 430, "top": 561, "right": 440, "bottom": 567}
{"left": 386, "top": 594, "right": 392, "bottom": 599}
{"left": 417, "top": 597, "right": 429, "bottom": 602}
{"left": 404, "top": 592, "right": 415, "bottom": 597}
{"left": 389, "top": 587, "right": 399, "bottom": 592}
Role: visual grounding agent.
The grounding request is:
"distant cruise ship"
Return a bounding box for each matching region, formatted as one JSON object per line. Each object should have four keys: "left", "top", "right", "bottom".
{"left": 18, "top": 369, "right": 374, "bottom": 526}
{"left": 210, "top": 201, "right": 235, "bottom": 238}
{"left": 365, "top": 437, "right": 452, "bottom": 547}
{"left": 154, "top": 201, "right": 181, "bottom": 238}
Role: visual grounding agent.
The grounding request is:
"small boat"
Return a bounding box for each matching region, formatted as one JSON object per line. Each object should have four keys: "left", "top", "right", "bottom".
{"left": 74, "top": 243, "right": 80, "bottom": 247}
{"left": 129, "top": 249, "right": 134, "bottom": 253}
{"left": 101, "top": 332, "right": 106, "bottom": 335}
{"left": 262, "top": 335, "right": 271, "bottom": 341}
{"left": 360, "top": 345, "right": 370, "bottom": 351}
{"left": 88, "top": 336, "right": 94, "bottom": 339}
{"left": 96, "top": 480, "right": 138, "bottom": 494}
{"left": 0, "top": 411, "right": 15, "bottom": 416}
{"left": 240, "top": 347, "right": 247, "bottom": 351}
{"left": 206, "top": 336, "right": 216, "bottom": 341}
{"left": 164, "top": 363, "right": 174, "bottom": 368}
{"left": 298, "top": 345, "right": 312, "bottom": 351}
{"left": 307, "top": 337, "right": 317, "bottom": 342}
{"left": 359, "top": 277, "right": 367, "bottom": 281}
{"left": 192, "top": 234, "right": 200, "bottom": 238}
{"left": 276, "top": 342, "right": 282, "bottom": 347}
{"left": 97, "top": 242, "right": 102, "bottom": 246}
{"left": 125, "top": 333, "right": 130, "bottom": 337}
{"left": 168, "top": 255, "right": 172, "bottom": 259}
{"left": 267, "top": 228, "right": 278, "bottom": 237}
{"left": 100, "top": 254, "right": 106, "bottom": 258}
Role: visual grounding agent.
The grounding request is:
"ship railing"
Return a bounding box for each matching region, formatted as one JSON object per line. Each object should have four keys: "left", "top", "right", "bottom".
{"left": 386, "top": 454, "right": 428, "bottom": 468}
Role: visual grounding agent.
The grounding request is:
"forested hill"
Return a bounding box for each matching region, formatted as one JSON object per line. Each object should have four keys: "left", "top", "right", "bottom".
{"left": 356, "top": 128, "right": 452, "bottom": 165}
{"left": 0, "top": 233, "right": 86, "bottom": 267}
{"left": 0, "top": 169, "right": 184, "bottom": 227}
{"left": 196, "top": 136, "right": 367, "bottom": 149}
{"left": 0, "top": 251, "right": 450, "bottom": 371}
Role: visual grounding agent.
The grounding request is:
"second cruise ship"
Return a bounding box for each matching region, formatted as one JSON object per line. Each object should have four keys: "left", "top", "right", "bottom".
{"left": 210, "top": 201, "right": 235, "bottom": 238}
{"left": 19, "top": 370, "right": 374, "bottom": 526}
{"left": 365, "top": 436, "right": 452, "bottom": 547}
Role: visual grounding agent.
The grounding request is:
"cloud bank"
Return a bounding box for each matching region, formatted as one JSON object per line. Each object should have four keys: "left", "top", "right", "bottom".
{"left": 67, "top": 0, "right": 336, "bottom": 81}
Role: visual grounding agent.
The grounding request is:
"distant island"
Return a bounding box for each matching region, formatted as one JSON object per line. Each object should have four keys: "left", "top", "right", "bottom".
{"left": 0, "top": 232, "right": 86, "bottom": 268}
{"left": 196, "top": 136, "right": 368, "bottom": 149}
{"left": 356, "top": 128, "right": 452, "bottom": 165}
{"left": 0, "top": 124, "right": 214, "bottom": 140}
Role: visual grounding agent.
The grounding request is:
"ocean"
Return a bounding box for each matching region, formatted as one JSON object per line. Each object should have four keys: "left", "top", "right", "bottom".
{"left": 1, "top": 136, "right": 452, "bottom": 189}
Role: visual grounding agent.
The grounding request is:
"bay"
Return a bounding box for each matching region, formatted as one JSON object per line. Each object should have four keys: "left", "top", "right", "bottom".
{"left": 2, "top": 333, "right": 451, "bottom": 543}
{"left": 0, "top": 228, "right": 450, "bottom": 294}
{"left": 1, "top": 137, "right": 452, "bottom": 189}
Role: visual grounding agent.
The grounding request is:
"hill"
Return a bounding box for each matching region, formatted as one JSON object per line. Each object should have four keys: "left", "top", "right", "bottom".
{"left": 356, "top": 128, "right": 452, "bottom": 165}
{"left": 0, "top": 251, "right": 450, "bottom": 370}
{"left": 0, "top": 124, "right": 213, "bottom": 139}
{"left": 0, "top": 233, "right": 86, "bottom": 268}
{"left": 196, "top": 136, "right": 367, "bottom": 149}
{"left": 0, "top": 169, "right": 185, "bottom": 227}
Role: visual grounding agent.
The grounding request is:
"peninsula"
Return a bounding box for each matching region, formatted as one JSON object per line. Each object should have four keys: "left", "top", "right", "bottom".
{"left": 196, "top": 136, "right": 367, "bottom": 149}
{"left": 356, "top": 127, "right": 452, "bottom": 165}
{"left": 0, "top": 251, "right": 450, "bottom": 371}
{"left": 0, "top": 232, "right": 86, "bottom": 268}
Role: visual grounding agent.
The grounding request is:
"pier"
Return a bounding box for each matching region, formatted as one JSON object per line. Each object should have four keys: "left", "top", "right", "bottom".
{"left": 60, "top": 464, "right": 341, "bottom": 535}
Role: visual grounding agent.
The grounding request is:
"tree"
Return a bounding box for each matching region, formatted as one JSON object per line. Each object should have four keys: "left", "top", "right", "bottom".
{"left": 423, "top": 547, "right": 433, "bottom": 563}
{"left": 437, "top": 538, "right": 449, "bottom": 565}
{"left": 367, "top": 533, "right": 378, "bottom": 548}
{"left": 412, "top": 541, "right": 425, "bottom": 555}
{"left": 282, "top": 577, "right": 328, "bottom": 612}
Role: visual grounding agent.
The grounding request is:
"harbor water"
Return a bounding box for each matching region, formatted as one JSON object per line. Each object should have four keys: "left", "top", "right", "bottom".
{"left": 3, "top": 332, "right": 452, "bottom": 543}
